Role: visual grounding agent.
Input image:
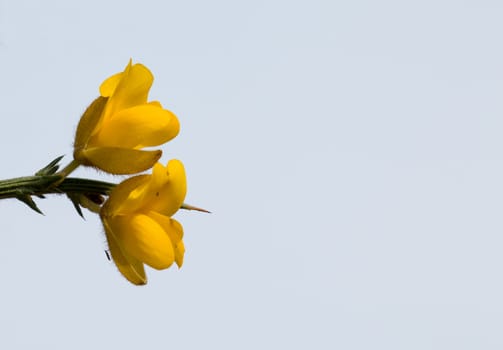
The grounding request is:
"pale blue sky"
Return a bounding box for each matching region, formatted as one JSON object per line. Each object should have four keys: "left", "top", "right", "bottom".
{"left": 1, "top": 0, "right": 503, "bottom": 349}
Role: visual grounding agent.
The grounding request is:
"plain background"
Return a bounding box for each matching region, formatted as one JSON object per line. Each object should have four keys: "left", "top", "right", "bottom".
{"left": 1, "top": 0, "right": 503, "bottom": 349}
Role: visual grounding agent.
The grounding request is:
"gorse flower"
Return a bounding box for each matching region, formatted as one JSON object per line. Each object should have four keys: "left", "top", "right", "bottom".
{"left": 100, "top": 160, "right": 187, "bottom": 285}
{"left": 0, "top": 59, "right": 205, "bottom": 286}
{"left": 73, "top": 60, "right": 180, "bottom": 174}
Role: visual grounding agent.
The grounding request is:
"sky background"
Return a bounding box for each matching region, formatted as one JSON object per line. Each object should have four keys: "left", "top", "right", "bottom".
{"left": 1, "top": 0, "right": 503, "bottom": 349}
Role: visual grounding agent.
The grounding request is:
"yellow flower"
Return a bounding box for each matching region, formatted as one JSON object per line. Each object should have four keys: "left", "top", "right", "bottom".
{"left": 100, "top": 160, "right": 187, "bottom": 285}
{"left": 73, "top": 60, "right": 180, "bottom": 174}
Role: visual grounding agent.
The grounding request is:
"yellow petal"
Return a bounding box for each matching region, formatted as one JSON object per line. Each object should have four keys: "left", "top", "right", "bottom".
{"left": 73, "top": 96, "right": 108, "bottom": 150}
{"left": 102, "top": 62, "right": 153, "bottom": 120}
{"left": 78, "top": 147, "right": 161, "bottom": 174}
{"left": 100, "top": 72, "right": 124, "bottom": 97}
{"left": 149, "top": 212, "right": 184, "bottom": 244}
{"left": 100, "top": 59, "right": 132, "bottom": 97}
{"left": 147, "top": 212, "right": 185, "bottom": 267}
{"left": 101, "top": 174, "right": 150, "bottom": 217}
{"left": 102, "top": 218, "right": 147, "bottom": 285}
{"left": 90, "top": 104, "right": 179, "bottom": 149}
{"left": 109, "top": 214, "right": 175, "bottom": 270}
{"left": 144, "top": 160, "right": 187, "bottom": 216}
{"left": 148, "top": 101, "right": 162, "bottom": 108}
{"left": 175, "top": 240, "right": 185, "bottom": 268}
{"left": 169, "top": 219, "right": 185, "bottom": 268}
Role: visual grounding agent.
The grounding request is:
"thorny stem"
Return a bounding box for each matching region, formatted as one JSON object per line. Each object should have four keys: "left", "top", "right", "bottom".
{"left": 0, "top": 175, "right": 115, "bottom": 200}
{"left": 0, "top": 174, "right": 208, "bottom": 213}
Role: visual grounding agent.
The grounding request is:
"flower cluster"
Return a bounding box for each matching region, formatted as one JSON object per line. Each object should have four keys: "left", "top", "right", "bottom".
{"left": 72, "top": 60, "right": 192, "bottom": 285}
{"left": 0, "top": 60, "right": 202, "bottom": 285}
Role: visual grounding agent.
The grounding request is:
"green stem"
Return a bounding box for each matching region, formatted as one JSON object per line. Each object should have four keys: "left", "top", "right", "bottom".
{"left": 58, "top": 177, "right": 116, "bottom": 195}
{"left": 0, "top": 175, "right": 60, "bottom": 199}
{"left": 58, "top": 159, "right": 81, "bottom": 178}
{"left": 0, "top": 172, "right": 209, "bottom": 214}
{"left": 0, "top": 175, "right": 115, "bottom": 200}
